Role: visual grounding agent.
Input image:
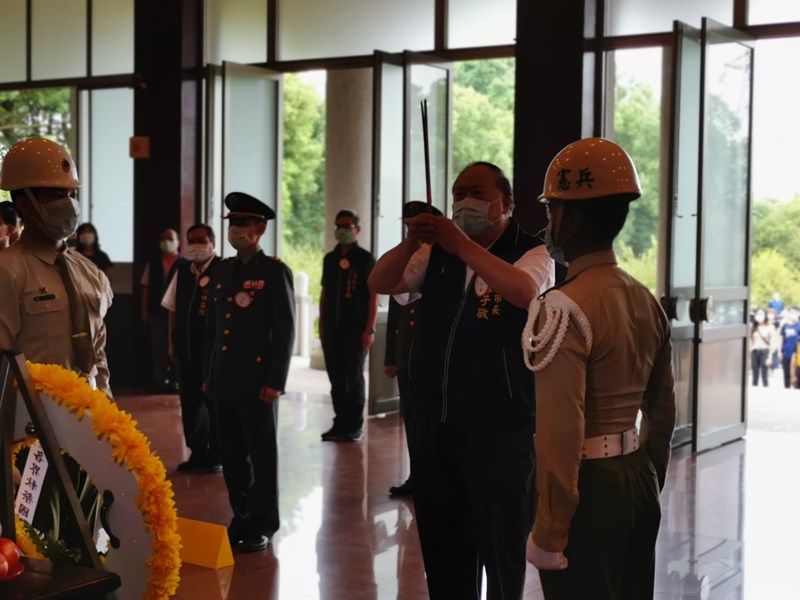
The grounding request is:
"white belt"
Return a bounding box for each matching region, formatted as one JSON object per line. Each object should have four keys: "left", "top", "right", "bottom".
{"left": 581, "top": 428, "right": 639, "bottom": 460}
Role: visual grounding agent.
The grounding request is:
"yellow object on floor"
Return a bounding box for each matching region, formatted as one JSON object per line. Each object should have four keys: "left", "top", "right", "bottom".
{"left": 177, "top": 517, "right": 234, "bottom": 569}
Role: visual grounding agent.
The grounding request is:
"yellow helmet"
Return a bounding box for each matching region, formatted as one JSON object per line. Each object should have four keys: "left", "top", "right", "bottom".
{"left": 538, "top": 137, "right": 640, "bottom": 203}
{"left": 0, "top": 137, "right": 81, "bottom": 191}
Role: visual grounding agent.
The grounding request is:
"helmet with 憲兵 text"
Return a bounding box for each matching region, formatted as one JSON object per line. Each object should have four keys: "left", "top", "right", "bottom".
{"left": 0, "top": 137, "right": 81, "bottom": 191}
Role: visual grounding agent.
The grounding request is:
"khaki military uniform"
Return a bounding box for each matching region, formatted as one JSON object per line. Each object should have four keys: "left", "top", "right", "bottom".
{"left": 0, "top": 238, "right": 113, "bottom": 396}
{"left": 531, "top": 249, "right": 676, "bottom": 599}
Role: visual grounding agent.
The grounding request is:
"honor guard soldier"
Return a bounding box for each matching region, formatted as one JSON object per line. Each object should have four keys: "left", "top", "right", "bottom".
{"left": 523, "top": 138, "right": 676, "bottom": 598}
{"left": 204, "top": 192, "right": 296, "bottom": 553}
{"left": 0, "top": 138, "right": 114, "bottom": 397}
{"left": 369, "top": 162, "right": 554, "bottom": 600}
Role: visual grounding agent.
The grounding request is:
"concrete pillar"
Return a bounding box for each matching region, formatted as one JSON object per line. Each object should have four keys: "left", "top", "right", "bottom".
{"left": 324, "top": 68, "right": 373, "bottom": 251}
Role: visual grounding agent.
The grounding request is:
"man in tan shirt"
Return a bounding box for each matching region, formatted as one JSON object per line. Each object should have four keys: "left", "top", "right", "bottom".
{"left": 524, "top": 138, "right": 676, "bottom": 598}
{"left": 0, "top": 138, "right": 113, "bottom": 397}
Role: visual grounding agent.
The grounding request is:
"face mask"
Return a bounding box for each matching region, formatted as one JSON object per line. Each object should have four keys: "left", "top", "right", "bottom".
{"left": 78, "top": 232, "right": 95, "bottom": 246}
{"left": 334, "top": 227, "right": 355, "bottom": 244}
{"left": 754, "top": 312, "right": 765, "bottom": 324}
{"left": 160, "top": 239, "right": 178, "bottom": 254}
{"left": 186, "top": 243, "right": 213, "bottom": 263}
{"left": 453, "top": 197, "right": 501, "bottom": 237}
{"left": 27, "top": 192, "right": 80, "bottom": 242}
{"left": 228, "top": 225, "right": 258, "bottom": 251}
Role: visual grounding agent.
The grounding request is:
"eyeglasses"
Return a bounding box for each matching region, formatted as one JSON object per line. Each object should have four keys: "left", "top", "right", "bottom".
{"left": 335, "top": 224, "right": 356, "bottom": 231}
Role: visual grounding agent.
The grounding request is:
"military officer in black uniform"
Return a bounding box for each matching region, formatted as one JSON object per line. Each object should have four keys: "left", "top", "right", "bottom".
{"left": 204, "top": 192, "right": 296, "bottom": 553}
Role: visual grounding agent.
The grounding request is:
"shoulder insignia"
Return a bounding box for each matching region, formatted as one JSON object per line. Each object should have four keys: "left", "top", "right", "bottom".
{"left": 522, "top": 290, "right": 593, "bottom": 373}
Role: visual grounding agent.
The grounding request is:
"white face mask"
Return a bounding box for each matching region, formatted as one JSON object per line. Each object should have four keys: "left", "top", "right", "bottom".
{"left": 186, "top": 243, "right": 213, "bottom": 263}
{"left": 228, "top": 225, "right": 258, "bottom": 251}
{"left": 78, "top": 232, "right": 95, "bottom": 246}
{"left": 160, "top": 239, "right": 179, "bottom": 254}
{"left": 452, "top": 196, "right": 502, "bottom": 237}
{"left": 27, "top": 191, "right": 80, "bottom": 242}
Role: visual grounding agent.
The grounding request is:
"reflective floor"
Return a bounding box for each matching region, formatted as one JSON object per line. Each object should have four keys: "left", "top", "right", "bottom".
{"left": 117, "top": 367, "right": 800, "bottom": 600}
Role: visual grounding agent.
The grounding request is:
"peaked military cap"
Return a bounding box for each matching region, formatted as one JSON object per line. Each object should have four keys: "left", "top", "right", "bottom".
{"left": 224, "top": 192, "right": 276, "bottom": 222}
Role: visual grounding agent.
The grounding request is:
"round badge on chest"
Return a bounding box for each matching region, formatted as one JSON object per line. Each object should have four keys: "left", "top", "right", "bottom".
{"left": 198, "top": 275, "right": 210, "bottom": 288}
{"left": 235, "top": 290, "right": 252, "bottom": 308}
{"left": 474, "top": 277, "right": 488, "bottom": 297}
{"left": 339, "top": 258, "right": 350, "bottom": 270}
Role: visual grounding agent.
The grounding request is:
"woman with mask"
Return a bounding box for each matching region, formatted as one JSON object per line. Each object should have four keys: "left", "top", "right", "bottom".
{"left": 751, "top": 308, "right": 776, "bottom": 387}
{"left": 75, "top": 222, "right": 113, "bottom": 276}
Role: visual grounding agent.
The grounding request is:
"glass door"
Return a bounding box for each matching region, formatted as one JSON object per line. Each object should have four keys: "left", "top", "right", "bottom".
{"left": 693, "top": 18, "right": 753, "bottom": 452}
{"left": 403, "top": 51, "right": 452, "bottom": 217}
{"left": 665, "top": 19, "right": 753, "bottom": 453}
{"left": 664, "top": 21, "right": 703, "bottom": 448}
{"left": 222, "top": 61, "right": 283, "bottom": 258}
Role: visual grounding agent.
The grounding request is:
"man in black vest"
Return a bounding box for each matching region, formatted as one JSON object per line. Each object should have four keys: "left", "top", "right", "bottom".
{"left": 204, "top": 192, "right": 296, "bottom": 553}
{"left": 319, "top": 209, "right": 378, "bottom": 443}
{"left": 162, "top": 224, "right": 222, "bottom": 473}
{"left": 369, "top": 162, "right": 554, "bottom": 599}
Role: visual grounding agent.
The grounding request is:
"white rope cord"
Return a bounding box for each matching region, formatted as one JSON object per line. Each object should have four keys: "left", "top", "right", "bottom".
{"left": 522, "top": 290, "right": 593, "bottom": 372}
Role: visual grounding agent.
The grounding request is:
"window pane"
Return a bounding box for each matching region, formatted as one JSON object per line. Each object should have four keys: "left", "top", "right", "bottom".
{"left": 749, "top": 0, "right": 800, "bottom": 24}
{"left": 89, "top": 89, "right": 134, "bottom": 263}
{"left": 0, "top": 0, "right": 26, "bottom": 83}
{"left": 278, "top": 0, "right": 434, "bottom": 60}
{"left": 32, "top": 0, "right": 87, "bottom": 80}
{"left": 447, "top": 0, "right": 516, "bottom": 49}
{"left": 376, "top": 62, "right": 405, "bottom": 259}
{"left": 452, "top": 59, "right": 515, "bottom": 180}
{"left": 92, "top": 0, "right": 134, "bottom": 75}
{"left": 205, "top": 0, "right": 267, "bottom": 65}
{"left": 606, "top": 0, "right": 732, "bottom": 36}
{"left": 606, "top": 48, "right": 664, "bottom": 294}
{"left": 752, "top": 39, "right": 800, "bottom": 204}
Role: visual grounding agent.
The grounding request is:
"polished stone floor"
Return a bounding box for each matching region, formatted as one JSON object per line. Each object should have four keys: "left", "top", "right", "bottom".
{"left": 116, "top": 363, "right": 800, "bottom": 600}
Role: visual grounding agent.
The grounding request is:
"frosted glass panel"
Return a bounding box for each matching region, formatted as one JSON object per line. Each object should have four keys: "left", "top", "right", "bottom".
{"left": 89, "top": 89, "right": 134, "bottom": 263}
{"left": 407, "top": 65, "right": 449, "bottom": 216}
{"left": 279, "top": 0, "right": 434, "bottom": 60}
{"left": 749, "top": 0, "right": 800, "bottom": 24}
{"left": 752, "top": 39, "right": 800, "bottom": 204}
{"left": 224, "top": 64, "right": 280, "bottom": 257}
{"left": 698, "top": 340, "right": 744, "bottom": 437}
{"left": 448, "top": 0, "right": 516, "bottom": 49}
{"left": 32, "top": 0, "right": 87, "bottom": 80}
{"left": 702, "top": 36, "right": 751, "bottom": 288}
{"left": 92, "top": 0, "right": 134, "bottom": 75}
{"left": 206, "top": 0, "right": 267, "bottom": 65}
{"left": 0, "top": 0, "right": 26, "bottom": 83}
{"left": 375, "top": 61, "right": 404, "bottom": 259}
{"left": 606, "top": 0, "right": 732, "bottom": 36}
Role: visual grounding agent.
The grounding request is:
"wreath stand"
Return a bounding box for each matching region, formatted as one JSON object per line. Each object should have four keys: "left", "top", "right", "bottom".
{"left": 0, "top": 350, "right": 121, "bottom": 599}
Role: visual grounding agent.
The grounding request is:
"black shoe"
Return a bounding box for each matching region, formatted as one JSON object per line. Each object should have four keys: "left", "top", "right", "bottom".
{"left": 389, "top": 480, "right": 413, "bottom": 497}
{"left": 321, "top": 426, "right": 346, "bottom": 441}
{"left": 177, "top": 458, "right": 202, "bottom": 473}
{"left": 341, "top": 428, "right": 364, "bottom": 442}
{"left": 203, "top": 463, "right": 223, "bottom": 474}
{"left": 239, "top": 534, "right": 270, "bottom": 553}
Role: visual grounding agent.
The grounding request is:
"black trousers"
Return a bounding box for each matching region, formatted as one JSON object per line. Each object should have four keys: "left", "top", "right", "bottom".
{"left": 178, "top": 359, "right": 220, "bottom": 464}
{"left": 412, "top": 418, "right": 536, "bottom": 600}
{"left": 751, "top": 349, "right": 770, "bottom": 386}
{"left": 322, "top": 334, "right": 366, "bottom": 431}
{"left": 149, "top": 316, "right": 175, "bottom": 389}
{"left": 782, "top": 356, "right": 795, "bottom": 388}
{"left": 398, "top": 367, "right": 415, "bottom": 482}
{"left": 538, "top": 449, "right": 662, "bottom": 600}
{"left": 217, "top": 393, "right": 279, "bottom": 537}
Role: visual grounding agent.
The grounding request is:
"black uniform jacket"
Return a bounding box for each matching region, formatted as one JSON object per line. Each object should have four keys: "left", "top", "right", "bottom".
{"left": 204, "top": 250, "right": 296, "bottom": 398}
